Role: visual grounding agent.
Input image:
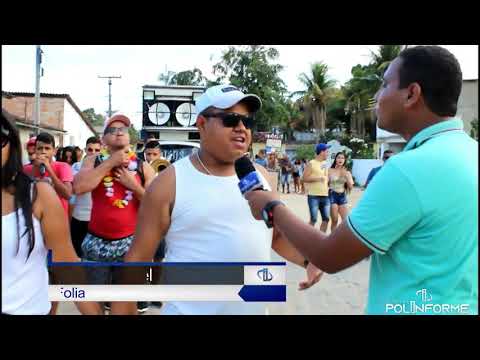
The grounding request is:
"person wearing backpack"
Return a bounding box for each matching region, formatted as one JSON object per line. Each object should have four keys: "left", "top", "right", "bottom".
{"left": 73, "top": 113, "right": 155, "bottom": 313}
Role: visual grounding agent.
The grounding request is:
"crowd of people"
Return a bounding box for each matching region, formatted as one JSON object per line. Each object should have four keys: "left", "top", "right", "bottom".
{"left": 253, "top": 144, "right": 359, "bottom": 234}
{"left": 2, "top": 45, "right": 477, "bottom": 315}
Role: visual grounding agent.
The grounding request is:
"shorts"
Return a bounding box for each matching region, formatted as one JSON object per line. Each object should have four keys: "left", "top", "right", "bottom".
{"left": 329, "top": 190, "right": 348, "bottom": 206}
{"left": 81, "top": 232, "right": 134, "bottom": 262}
{"left": 81, "top": 232, "right": 134, "bottom": 285}
{"left": 292, "top": 172, "right": 300, "bottom": 178}
{"left": 307, "top": 195, "right": 330, "bottom": 224}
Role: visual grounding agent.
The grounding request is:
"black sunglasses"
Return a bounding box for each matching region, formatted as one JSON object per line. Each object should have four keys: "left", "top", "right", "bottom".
{"left": 202, "top": 112, "right": 255, "bottom": 130}
{"left": 104, "top": 126, "right": 129, "bottom": 135}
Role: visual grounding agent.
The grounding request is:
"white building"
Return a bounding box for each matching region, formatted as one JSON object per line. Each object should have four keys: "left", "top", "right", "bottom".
{"left": 457, "top": 79, "right": 478, "bottom": 136}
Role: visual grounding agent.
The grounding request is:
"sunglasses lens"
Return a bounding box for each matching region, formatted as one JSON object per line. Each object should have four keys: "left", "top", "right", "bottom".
{"left": 221, "top": 114, "right": 253, "bottom": 129}
{"left": 222, "top": 114, "right": 239, "bottom": 127}
{"left": 243, "top": 117, "right": 254, "bottom": 129}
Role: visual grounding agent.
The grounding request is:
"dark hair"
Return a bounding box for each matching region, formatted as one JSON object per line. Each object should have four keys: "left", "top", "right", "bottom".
{"left": 145, "top": 140, "right": 161, "bottom": 150}
{"left": 199, "top": 106, "right": 216, "bottom": 120}
{"left": 383, "top": 150, "right": 394, "bottom": 159}
{"left": 398, "top": 46, "right": 462, "bottom": 117}
{"left": 36, "top": 132, "right": 55, "bottom": 147}
{"left": 60, "top": 146, "right": 78, "bottom": 164}
{"left": 86, "top": 136, "right": 101, "bottom": 146}
{"left": 331, "top": 152, "right": 347, "bottom": 169}
{"left": 1, "top": 111, "right": 37, "bottom": 260}
{"left": 55, "top": 147, "right": 63, "bottom": 160}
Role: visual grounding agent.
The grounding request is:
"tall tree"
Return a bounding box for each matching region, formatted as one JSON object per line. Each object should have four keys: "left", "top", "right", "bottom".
{"left": 326, "top": 89, "right": 350, "bottom": 133}
{"left": 82, "top": 108, "right": 105, "bottom": 127}
{"left": 292, "top": 62, "right": 337, "bottom": 140}
{"left": 370, "top": 45, "right": 403, "bottom": 73}
{"left": 161, "top": 68, "right": 207, "bottom": 86}
{"left": 212, "top": 45, "right": 288, "bottom": 131}
{"left": 342, "top": 45, "right": 403, "bottom": 138}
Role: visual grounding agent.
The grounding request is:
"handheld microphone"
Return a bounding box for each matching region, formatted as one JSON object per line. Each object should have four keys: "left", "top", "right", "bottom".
{"left": 235, "top": 156, "right": 275, "bottom": 228}
{"left": 39, "top": 164, "right": 46, "bottom": 176}
{"left": 234, "top": 156, "right": 265, "bottom": 196}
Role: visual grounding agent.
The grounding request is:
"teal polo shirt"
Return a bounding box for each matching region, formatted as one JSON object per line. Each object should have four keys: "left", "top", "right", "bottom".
{"left": 347, "top": 118, "right": 478, "bottom": 315}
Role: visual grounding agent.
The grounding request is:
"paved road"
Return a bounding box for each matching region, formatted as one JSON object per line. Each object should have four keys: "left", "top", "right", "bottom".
{"left": 57, "top": 188, "right": 370, "bottom": 315}
{"left": 268, "top": 189, "right": 370, "bottom": 315}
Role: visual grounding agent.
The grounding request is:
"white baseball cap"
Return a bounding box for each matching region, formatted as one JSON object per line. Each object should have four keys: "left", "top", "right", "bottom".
{"left": 195, "top": 84, "right": 262, "bottom": 120}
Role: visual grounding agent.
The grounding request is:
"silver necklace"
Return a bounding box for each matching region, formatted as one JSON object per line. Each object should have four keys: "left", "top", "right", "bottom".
{"left": 196, "top": 151, "right": 213, "bottom": 176}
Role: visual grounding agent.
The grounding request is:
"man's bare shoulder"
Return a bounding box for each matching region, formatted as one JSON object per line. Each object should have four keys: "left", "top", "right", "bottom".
{"left": 148, "top": 164, "right": 176, "bottom": 195}
{"left": 254, "top": 163, "right": 276, "bottom": 191}
{"left": 80, "top": 155, "right": 96, "bottom": 169}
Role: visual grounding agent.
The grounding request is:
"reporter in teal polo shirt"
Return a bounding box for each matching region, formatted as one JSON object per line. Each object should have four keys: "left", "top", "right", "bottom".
{"left": 244, "top": 45, "right": 478, "bottom": 315}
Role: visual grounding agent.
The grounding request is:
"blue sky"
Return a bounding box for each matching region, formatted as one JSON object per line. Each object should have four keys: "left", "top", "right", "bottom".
{"left": 2, "top": 45, "right": 478, "bottom": 130}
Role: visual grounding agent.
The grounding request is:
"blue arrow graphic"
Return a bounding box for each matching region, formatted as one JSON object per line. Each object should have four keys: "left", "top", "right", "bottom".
{"left": 238, "top": 286, "right": 286, "bottom": 302}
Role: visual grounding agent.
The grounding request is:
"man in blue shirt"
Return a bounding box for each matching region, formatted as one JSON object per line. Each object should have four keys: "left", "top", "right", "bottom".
{"left": 244, "top": 46, "right": 478, "bottom": 315}
{"left": 254, "top": 149, "right": 268, "bottom": 168}
{"left": 365, "top": 149, "right": 393, "bottom": 188}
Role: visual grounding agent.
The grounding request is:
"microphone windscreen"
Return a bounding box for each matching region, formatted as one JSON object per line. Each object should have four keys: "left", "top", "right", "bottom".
{"left": 234, "top": 156, "right": 256, "bottom": 179}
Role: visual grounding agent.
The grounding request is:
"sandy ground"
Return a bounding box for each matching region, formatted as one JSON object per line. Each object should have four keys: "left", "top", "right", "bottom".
{"left": 57, "top": 187, "right": 369, "bottom": 315}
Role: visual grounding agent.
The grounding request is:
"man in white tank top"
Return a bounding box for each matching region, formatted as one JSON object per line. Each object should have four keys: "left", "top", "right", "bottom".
{"left": 112, "top": 85, "right": 323, "bottom": 315}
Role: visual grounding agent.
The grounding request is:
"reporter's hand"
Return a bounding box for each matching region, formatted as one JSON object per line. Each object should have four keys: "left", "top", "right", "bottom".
{"left": 244, "top": 191, "right": 280, "bottom": 220}
{"left": 299, "top": 262, "right": 324, "bottom": 290}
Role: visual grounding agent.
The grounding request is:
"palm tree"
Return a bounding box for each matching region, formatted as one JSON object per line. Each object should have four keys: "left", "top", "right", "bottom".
{"left": 369, "top": 45, "right": 403, "bottom": 73}
{"left": 292, "top": 62, "right": 337, "bottom": 141}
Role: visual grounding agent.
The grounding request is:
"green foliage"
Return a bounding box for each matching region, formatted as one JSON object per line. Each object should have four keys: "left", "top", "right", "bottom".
{"left": 295, "top": 144, "right": 316, "bottom": 160}
{"left": 291, "top": 62, "right": 337, "bottom": 139}
{"left": 326, "top": 89, "right": 350, "bottom": 132}
{"left": 82, "top": 108, "right": 105, "bottom": 127}
{"left": 343, "top": 45, "right": 402, "bottom": 115}
{"left": 161, "top": 68, "right": 207, "bottom": 86}
{"left": 342, "top": 136, "right": 375, "bottom": 159}
{"left": 128, "top": 126, "right": 140, "bottom": 145}
{"left": 470, "top": 119, "right": 478, "bottom": 140}
{"left": 212, "top": 45, "right": 287, "bottom": 131}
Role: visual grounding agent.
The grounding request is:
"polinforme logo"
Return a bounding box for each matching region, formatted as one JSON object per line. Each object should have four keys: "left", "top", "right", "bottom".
{"left": 385, "top": 289, "right": 470, "bottom": 314}
{"left": 257, "top": 268, "right": 273, "bottom": 282}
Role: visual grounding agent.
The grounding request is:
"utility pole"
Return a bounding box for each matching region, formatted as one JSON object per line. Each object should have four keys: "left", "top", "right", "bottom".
{"left": 33, "top": 46, "right": 43, "bottom": 134}
{"left": 98, "top": 75, "right": 121, "bottom": 118}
